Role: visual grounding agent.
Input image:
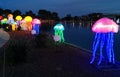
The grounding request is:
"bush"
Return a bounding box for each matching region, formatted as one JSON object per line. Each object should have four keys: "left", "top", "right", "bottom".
{"left": 34, "top": 32, "right": 54, "bottom": 48}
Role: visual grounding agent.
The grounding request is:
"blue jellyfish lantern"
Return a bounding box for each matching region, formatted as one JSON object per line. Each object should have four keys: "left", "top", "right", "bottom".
{"left": 90, "top": 17, "right": 119, "bottom": 65}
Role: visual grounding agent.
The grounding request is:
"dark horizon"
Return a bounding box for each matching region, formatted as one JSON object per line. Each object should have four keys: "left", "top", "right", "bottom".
{"left": 1, "top": 0, "right": 120, "bottom": 18}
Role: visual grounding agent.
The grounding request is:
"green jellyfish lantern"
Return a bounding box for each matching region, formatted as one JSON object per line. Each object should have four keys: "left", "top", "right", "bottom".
{"left": 53, "top": 23, "right": 65, "bottom": 42}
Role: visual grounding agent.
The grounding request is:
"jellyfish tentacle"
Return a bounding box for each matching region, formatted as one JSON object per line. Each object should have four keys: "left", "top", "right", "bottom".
{"left": 106, "top": 32, "right": 111, "bottom": 63}
{"left": 98, "top": 33, "right": 105, "bottom": 65}
{"left": 90, "top": 33, "right": 101, "bottom": 64}
{"left": 111, "top": 32, "right": 115, "bottom": 64}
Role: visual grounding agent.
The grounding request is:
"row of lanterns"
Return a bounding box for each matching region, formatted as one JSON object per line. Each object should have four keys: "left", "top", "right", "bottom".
{"left": 0, "top": 14, "right": 41, "bottom": 34}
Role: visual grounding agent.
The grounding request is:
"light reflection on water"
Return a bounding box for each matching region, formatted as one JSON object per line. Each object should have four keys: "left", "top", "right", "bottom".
{"left": 50, "top": 22, "right": 120, "bottom": 61}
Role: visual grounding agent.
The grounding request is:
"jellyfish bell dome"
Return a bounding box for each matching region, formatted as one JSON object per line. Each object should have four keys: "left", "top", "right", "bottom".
{"left": 32, "top": 18, "right": 41, "bottom": 24}
{"left": 16, "top": 15, "right": 22, "bottom": 21}
{"left": 7, "top": 14, "right": 13, "bottom": 19}
{"left": 54, "top": 23, "right": 64, "bottom": 30}
{"left": 92, "top": 17, "right": 119, "bottom": 33}
{"left": 24, "top": 16, "right": 32, "bottom": 22}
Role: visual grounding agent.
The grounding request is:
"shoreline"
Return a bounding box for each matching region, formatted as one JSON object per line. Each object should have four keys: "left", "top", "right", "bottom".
{"left": 64, "top": 42, "right": 92, "bottom": 53}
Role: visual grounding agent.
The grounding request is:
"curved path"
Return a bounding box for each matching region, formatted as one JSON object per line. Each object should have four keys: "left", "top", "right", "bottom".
{"left": 0, "top": 29, "right": 10, "bottom": 47}
{"left": 0, "top": 31, "right": 120, "bottom": 77}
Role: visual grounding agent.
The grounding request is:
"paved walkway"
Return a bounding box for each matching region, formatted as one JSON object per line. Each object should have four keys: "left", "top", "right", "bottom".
{"left": 0, "top": 31, "right": 120, "bottom": 77}
{"left": 0, "top": 29, "right": 10, "bottom": 47}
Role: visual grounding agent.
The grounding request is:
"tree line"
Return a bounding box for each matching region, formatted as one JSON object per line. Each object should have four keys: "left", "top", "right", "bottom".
{"left": 0, "top": 8, "right": 120, "bottom": 22}
{"left": 0, "top": 8, "right": 60, "bottom": 21}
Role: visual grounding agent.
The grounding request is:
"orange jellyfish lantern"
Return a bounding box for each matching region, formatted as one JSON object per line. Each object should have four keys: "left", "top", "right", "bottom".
{"left": 24, "top": 16, "right": 32, "bottom": 31}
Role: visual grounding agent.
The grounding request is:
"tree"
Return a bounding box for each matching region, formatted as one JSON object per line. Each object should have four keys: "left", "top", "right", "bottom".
{"left": 25, "top": 10, "right": 36, "bottom": 18}
{"left": 51, "top": 12, "right": 59, "bottom": 20}
{"left": 13, "top": 10, "right": 22, "bottom": 19}
{"left": 38, "top": 9, "right": 52, "bottom": 19}
{"left": 3, "top": 9, "right": 12, "bottom": 17}
{"left": 0, "top": 8, "right": 4, "bottom": 15}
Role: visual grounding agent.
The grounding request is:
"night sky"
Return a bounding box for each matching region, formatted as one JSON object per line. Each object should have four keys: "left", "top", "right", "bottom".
{"left": 1, "top": 0, "right": 120, "bottom": 17}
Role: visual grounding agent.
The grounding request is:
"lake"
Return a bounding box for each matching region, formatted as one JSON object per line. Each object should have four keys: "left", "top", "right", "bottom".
{"left": 50, "top": 22, "right": 120, "bottom": 61}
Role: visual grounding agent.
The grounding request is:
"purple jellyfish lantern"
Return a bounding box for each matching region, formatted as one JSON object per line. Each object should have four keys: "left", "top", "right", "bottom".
{"left": 90, "top": 17, "right": 119, "bottom": 65}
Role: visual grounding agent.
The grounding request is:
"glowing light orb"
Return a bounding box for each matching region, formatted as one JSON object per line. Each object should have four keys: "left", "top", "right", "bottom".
{"left": 53, "top": 35, "right": 60, "bottom": 42}
{"left": 90, "top": 17, "right": 119, "bottom": 65}
{"left": 31, "top": 30, "right": 36, "bottom": 35}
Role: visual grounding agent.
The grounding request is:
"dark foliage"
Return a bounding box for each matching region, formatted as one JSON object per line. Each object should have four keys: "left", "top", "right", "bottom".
{"left": 5, "top": 39, "right": 27, "bottom": 66}
{"left": 34, "top": 32, "right": 54, "bottom": 48}
{"left": 41, "top": 23, "right": 52, "bottom": 32}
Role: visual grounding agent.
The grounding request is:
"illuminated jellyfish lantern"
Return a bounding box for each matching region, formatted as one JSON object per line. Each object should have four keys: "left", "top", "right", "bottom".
{"left": 7, "top": 14, "right": 17, "bottom": 31}
{"left": 15, "top": 15, "right": 22, "bottom": 30}
{"left": 32, "top": 18, "right": 41, "bottom": 34}
{"left": 1, "top": 18, "right": 8, "bottom": 30}
{"left": 7, "top": 14, "right": 14, "bottom": 24}
{"left": 24, "top": 16, "right": 32, "bottom": 31}
{"left": 53, "top": 23, "right": 65, "bottom": 42}
{"left": 0, "top": 16, "right": 3, "bottom": 20}
{"left": 90, "top": 17, "right": 119, "bottom": 65}
{"left": 1, "top": 18, "right": 7, "bottom": 25}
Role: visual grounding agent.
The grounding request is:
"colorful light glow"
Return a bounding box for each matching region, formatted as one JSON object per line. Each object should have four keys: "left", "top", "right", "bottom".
{"left": 90, "top": 17, "right": 119, "bottom": 65}
{"left": 32, "top": 18, "right": 41, "bottom": 34}
{"left": 16, "top": 15, "right": 22, "bottom": 21}
{"left": 24, "top": 16, "right": 33, "bottom": 31}
{"left": 8, "top": 14, "right": 13, "bottom": 18}
{"left": 53, "top": 35, "right": 60, "bottom": 42}
{"left": 0, "top": 16, "right": 3, "bottom": 20}
{"left": 92, "top": 17, "right": 118, "bottom": 33}
{"left": 24, "top": 16, "right": 32, "bottom": 22}
{"left": 32, "top": 18, "right": 41, "bottom": 24}
{"left": 53, "top": 23, "right": 65, "bottom": 42}
{"left": 1, "top": 18, "right": 7, "bottom": 24}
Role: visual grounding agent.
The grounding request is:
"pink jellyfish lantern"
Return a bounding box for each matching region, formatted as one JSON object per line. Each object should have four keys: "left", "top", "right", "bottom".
{"left": 32, "top": 18, "right": 41, "bottom": 34}
{"left": 90, "top": 17, "right": 119, "bottom": 65}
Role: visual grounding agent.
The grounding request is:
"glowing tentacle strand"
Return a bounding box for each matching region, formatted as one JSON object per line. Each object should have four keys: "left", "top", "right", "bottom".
{"left": 90, "top": 33, "right": 101, "bottom": 64}
{"left": 98, "top": 33, "right": 105, "bottom": 65}
{"left": 110, "top": 32, "right": 115, "bottom": 64}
